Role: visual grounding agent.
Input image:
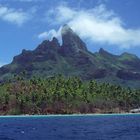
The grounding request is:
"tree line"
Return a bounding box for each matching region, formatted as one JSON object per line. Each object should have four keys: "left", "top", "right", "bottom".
{"left": 0, "top": 75, "right": 139, "bottom": 115}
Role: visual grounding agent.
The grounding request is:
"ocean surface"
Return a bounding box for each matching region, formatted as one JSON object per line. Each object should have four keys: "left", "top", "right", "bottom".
{"left": 0, "top": 114, "right": 140, "bottom": 140}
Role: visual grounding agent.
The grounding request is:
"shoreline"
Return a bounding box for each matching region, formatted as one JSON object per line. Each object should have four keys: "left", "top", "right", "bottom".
{"left": 0, "top": 113, "right": 139, "bottom": 118}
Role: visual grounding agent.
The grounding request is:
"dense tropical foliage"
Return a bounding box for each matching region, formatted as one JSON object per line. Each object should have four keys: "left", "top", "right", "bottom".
{"left": 0, "top": 74, "right": 139, "bottom": 115}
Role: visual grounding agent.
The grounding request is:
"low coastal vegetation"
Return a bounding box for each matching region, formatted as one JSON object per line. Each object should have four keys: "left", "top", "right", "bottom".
{"left": 0, "top": 74, "right": 140, "bottom": 115}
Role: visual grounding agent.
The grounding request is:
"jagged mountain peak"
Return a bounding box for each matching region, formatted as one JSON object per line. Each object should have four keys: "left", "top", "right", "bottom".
{"left": 120, "top": 52, "right": 138, "bottom": 59}
{"left": 1, "top": 25, "right": 140, "bottom": 88}
{"left": 99, "top": 48, "right": 116, "bottom": 58}
{"left": 33, "top": 25, "right": 88, "bottom": 55}
{"left": 61, "top": 24, "right": 87, "bottom": 54}
{"left": 35, "top": 37, "right": 60, "bottom": 52}
{"left": 99, "top": 48, "right": 110, "bottom": 55}
{"left": 61, "top": 24, "right": 73, "bottom": 35}
{"left": 99, "top": 48, "right": 106, "bottom": 53}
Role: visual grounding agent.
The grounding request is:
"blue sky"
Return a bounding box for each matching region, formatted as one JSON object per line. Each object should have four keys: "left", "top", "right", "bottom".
{"left": 0, "top": 0, "right": 140, "bottom": 66}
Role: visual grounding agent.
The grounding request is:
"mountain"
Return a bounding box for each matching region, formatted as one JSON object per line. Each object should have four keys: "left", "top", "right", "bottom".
{"left": 1, "top": 24, "right": 140, "bottom": 88}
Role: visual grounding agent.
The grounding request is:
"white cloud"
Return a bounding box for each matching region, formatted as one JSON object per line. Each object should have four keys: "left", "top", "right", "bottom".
{"left": 45, "top": 4, "right": 140, "bottom": 49}
{"left": 38, "top": 27, "right": 62, "bottom": 42}
{"left": 0, "top": 5, "right": 31, "bottom": 26}
{"left": 38, "top": 32, "right": 48, "bottom": 39}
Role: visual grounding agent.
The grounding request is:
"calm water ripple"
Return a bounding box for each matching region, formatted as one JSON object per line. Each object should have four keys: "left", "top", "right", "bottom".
{"left": 0, "top": 114, "right": 139, "bottom": 140}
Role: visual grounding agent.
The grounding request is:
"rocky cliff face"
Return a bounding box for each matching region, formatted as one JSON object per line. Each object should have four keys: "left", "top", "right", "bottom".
{"left": 61, "top": 25, "right": 87, "bottom": 51}
{"left": 1, "top": 24, "right": 140, "bottom": 88}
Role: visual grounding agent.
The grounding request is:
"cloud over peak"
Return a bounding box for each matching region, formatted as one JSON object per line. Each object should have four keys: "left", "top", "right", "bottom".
{"left": 41, "top": 4, "right": 140, "bottom": 49}
{"left": 38, "top": 27, "right": 62, "bottom": 41}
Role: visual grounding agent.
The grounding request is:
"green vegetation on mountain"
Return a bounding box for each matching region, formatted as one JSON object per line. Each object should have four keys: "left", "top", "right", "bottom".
{"left": 0, "top": 25, "right": 140, "bottom": 88}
